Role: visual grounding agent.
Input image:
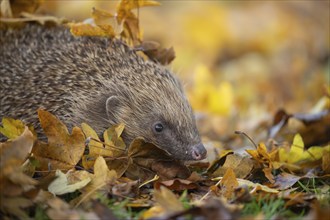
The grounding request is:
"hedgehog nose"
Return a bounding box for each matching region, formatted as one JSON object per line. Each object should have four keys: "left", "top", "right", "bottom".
{"left": 192, "top": 143, "right": 207, "bottom": 160}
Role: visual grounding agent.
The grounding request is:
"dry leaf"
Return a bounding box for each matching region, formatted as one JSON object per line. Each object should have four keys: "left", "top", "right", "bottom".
{"left": 154, "top": 179, "right": 197, "bottom": 191}
{"left": 81, "top": 123, "right": 113, "bottom": 169}
{"left": 32, "top": 110, "right": 85, "bottom": 173}
{"left": 211, "top": 153, "right": 254, "bottom": 179}
{"left": 279, "top": 133, "right": 330, "bottom": 170}
{"left": 220, "top": 168, "right": 239, "bottom": 199}
{"left": 69, "top": 22, "right": 115, "bottom": 37}
{"left": 153, "top": 186, "right": 184, "bottom": 215}
{"left": 75, "top": 156, "right": 117, "bottom": 206}
{"left": 124, "top": 137, "right": 190, "bottom": 180}
{"left": 0, "top": 117, "right": 26, "bottom": 140}
{"left": 103, "top": 123, "right": 126, "bottom": 156}
{"left": 48, "top": 170, "right": 91, "bottom": 195}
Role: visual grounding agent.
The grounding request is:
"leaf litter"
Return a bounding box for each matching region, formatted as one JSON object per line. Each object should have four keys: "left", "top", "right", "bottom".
{"left": 0, "top": 0, "right": 329, "bottom": 219}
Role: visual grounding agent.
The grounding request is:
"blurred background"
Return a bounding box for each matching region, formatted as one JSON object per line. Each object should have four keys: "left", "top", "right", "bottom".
{"left": 38, "top": 1, "right": 329, "bottom": 150}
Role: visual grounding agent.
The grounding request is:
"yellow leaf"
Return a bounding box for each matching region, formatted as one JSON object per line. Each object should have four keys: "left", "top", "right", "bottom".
{"left": 142, "top": 206, "right": 164, "bottom": 219}
{"left": 0, "top": 118, "right": 26, "bottom": 139}
{"left": 103, "top": 123, "right": 126, "bottom": 156}
{"left": 75, "top": 156, "right": 117, "bottom": 206}
{"left": 69, "top": 22, "right": 115, "bottom": 38}
{"left": 82, "top": 123, "right": 113, "bottom": 157}
{"left": 117, "top": 0, "right": 160, "bottom": 14}
{"left": 279, "top": 133, "right": 330, "bottom": 165}
{"left": 153, "top": 186, "right": 184, "bottom": 214}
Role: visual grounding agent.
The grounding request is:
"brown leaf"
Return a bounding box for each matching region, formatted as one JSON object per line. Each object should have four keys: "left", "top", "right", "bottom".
{"left": 322, "top": 152, "right": 330, "bottom": 174}
{"left": 112, "top": 179, "right": 139, "bottom": 197}
{"left": 211, "top": 153, "right": 254, "bottom": 179}
{"left": 154, "top": 179, "right": 198, "bottom": 191}
{"left": 32, "top": 110, "right": 85, "bottom": 173}
{"left": 0, "top": 127, "right": 34, "bottom": 168}
{"left": 220, "top": 168, "right": 239, "bottom": 199}
{"left": 125, "top": 138, "right": 190, "bottom": 180}
{"left": 153, "top": 186, "right": 184, "bottom": 215}
{"left": 151, "top": 160, "right": 191, "bottom": 179}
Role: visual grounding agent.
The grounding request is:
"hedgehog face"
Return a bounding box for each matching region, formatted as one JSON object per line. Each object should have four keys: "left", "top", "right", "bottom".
{"left": 146, "top": 117, "right": 207, "bottom": 161}
{"left": 110, "top": 95, "right": 207, "bottom": 161}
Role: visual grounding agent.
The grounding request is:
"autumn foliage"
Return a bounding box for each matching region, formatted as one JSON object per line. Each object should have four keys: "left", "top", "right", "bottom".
{"left": 1, "top": 0, "right": 330, "bottom": 219}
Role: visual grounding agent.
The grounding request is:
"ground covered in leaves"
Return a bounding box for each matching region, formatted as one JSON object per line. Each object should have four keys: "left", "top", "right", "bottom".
{"left": 1, "top": 0, "right": 329, "bottom": 219}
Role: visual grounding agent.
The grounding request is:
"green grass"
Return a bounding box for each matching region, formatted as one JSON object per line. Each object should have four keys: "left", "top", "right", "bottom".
{"left": 34, "top": 205, "right": 50, "bottom": 220}
{"left": 98, "top": 195, "right": 145, "bottom": 220}
{"left": 296, "top": 178, "right": 330, "bottom": 207}
{"left": 241, "top": 195, "right": 304, "bottom": 219}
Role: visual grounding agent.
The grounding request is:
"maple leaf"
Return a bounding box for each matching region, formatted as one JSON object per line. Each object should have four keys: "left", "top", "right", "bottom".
{"left": 32, "top": 110, "right": 85, "bottom": 173}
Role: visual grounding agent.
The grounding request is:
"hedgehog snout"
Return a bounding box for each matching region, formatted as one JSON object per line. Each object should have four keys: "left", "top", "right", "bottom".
{"left": 191, "top": 143, "right": 207, "bottom": 160}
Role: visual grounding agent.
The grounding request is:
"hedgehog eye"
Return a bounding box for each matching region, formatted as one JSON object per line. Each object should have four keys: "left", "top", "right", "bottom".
{"left": 153, "top": 123, "right": 164, "bottom": 133}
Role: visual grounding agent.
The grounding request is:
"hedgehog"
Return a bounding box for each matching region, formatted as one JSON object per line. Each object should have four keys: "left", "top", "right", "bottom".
{"left": 0, "top": 25, "right": 207, "bottom": 161}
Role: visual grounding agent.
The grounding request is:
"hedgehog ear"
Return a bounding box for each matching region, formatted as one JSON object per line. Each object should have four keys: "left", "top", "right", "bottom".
{"left": 105, "top": 96, "right": 120, "bottom": 119}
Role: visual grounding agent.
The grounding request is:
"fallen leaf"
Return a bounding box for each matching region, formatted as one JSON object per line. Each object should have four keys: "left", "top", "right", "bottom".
{"left": 322, "top": 152, "right": 330, "bottom": 174}
{"left": 103, "top": 123, "right": 126, "bottom": 157}
{"left": 0, "top": 128, "right": 38, "bottom": 218}
{"left": 211, "top": 153, "right": 254, "bottom": 179}
{"left": 32, "top": 110, "right": 85, "bottom": 173}
{"left": 75, "top": 156, "right": 117, "bottom": 206}
{"left": 153, "top": 186, "right": 184, "bottom": 215}
{"left": 69, "top": 22, "right": 115, "bottom": 37}
{"left": 273, "top": 172, "right": 302, "bottom": 190}
{"left": 212, "top": 176, "right": 279, "bottom": 194}
{"left": 112, "top": 179, "right": 139, "bottom": 197}
{"left": 154, "top": 179, "right": 198, "bottom": 191}
{"left": 0, "top": 117, "right": 26, "bottom": 140}
{"left": 48, "top": 170, "right": 91, "bottom": 195}
{"left": 279, "top": 133, "right": 330, "bottom": 167}
{"left": 220, "top": 168, "right": 239, "bottom": 199}
{"left": 81, "top": 123, "right": 113, "bottom": 170}
{"left": 125, "top": 137, "right": 190, "bottom": 180}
